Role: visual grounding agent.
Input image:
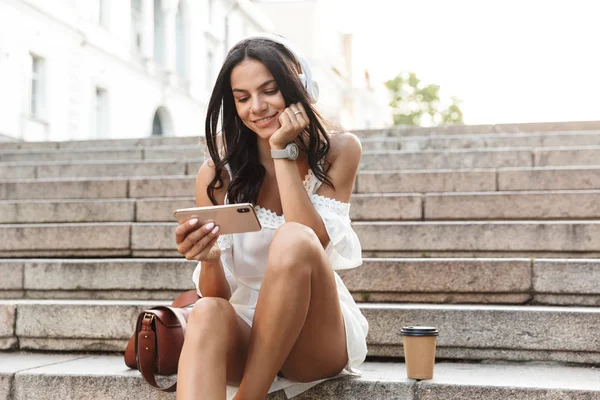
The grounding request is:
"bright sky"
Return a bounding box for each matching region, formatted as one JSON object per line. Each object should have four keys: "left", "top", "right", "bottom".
{"left": 335, "top": 0, "right": 600, "bottom": 125}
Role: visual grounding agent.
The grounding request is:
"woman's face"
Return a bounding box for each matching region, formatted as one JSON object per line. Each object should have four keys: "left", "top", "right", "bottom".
{"left": 230, "top": 59, "right": 286, "bottom": 140}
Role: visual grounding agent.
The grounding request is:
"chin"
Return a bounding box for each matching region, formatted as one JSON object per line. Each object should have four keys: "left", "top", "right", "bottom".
{"left": 255, "top": 125, "right": 281, "bottom": 140}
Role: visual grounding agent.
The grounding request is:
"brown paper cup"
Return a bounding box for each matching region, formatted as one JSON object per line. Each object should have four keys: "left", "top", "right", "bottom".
{"left": 400, "top": 326, "right": 438, "bottom": 380}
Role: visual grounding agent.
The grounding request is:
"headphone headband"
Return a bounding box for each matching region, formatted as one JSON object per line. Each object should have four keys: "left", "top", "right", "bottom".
{"left": 232, "top": 33, "right": 320, "bottom": 104}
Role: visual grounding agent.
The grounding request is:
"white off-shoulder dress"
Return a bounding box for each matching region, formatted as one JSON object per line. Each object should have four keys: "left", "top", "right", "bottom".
{"left": 191, "top": 165, "right": 369, "bottom": 399}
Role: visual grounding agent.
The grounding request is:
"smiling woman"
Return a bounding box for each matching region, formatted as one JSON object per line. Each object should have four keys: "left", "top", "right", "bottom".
{"left": 231, "top": 69, "right": 284, "bottom": 133}
{"left": 173, "top": 34, "right": 368, "bottom": 400}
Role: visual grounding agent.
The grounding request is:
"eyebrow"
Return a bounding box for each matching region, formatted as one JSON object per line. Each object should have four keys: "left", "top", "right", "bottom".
{"left": 232, "top": 79, "right": 276, "bottom": 93}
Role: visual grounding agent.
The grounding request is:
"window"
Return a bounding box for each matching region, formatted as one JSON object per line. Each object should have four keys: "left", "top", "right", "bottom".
{"left": 176, "top": 3, "right": 186, "bottom": 77}
{"left": 96, "top": 0, "right": 108, "bottom": 27}
{"left": 207, "top": 0, "right": 214, "bottom": 25}
{"left": 94, "top": 88, "right": 108, "bottom": 138}
{"left": 152, "top": 111, "right": 163, "bottom": 136}
{"left": 29, "top": 53, "right": 45, "bottom": 118}
{"left": 131, "top": 0, "right": 142, "bottom": 51}
{"left": 154, "top": 0, "right": 165, "bottom": 65}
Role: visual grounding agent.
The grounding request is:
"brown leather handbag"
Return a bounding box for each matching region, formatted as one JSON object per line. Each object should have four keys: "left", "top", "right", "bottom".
{"left": 124, "top": 290, "right": 201, "bottom": 392}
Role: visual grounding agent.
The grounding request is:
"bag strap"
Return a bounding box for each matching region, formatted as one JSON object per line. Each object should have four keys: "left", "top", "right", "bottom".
{"left": 171, "top": 289, "right": 201, "bottom": 308}
{"left": 136, "top": 307, "right": 188, "bottom": 392}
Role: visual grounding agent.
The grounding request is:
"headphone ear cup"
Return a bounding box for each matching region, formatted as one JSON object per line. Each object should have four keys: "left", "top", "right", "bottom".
{"left": 298, "top": 73, "right": 319, "bottom": 103}
{"left": 298, "top": 73, "right": 308, "bottom": 90}
{"left": 310, "top": 80, "right": 320, "bottom": 103}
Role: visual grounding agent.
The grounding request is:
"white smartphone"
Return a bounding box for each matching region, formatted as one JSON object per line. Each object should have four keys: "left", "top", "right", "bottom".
{"left": 174, "top": 203, "right": 261, "bottom": 235}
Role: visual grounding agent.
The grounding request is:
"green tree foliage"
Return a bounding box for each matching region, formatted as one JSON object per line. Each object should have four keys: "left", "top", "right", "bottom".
{"left": 385, "top": 72, "right": 464, "bottom": 126}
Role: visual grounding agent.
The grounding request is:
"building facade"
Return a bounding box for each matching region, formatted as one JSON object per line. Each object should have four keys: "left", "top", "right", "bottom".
{"left": 252, "top": 0, "right": 391, "bottom": 130}
{"left": 0, "top": 0, "right": 273, "bottom": 142}
{"left": 0, "top": 0, "right": 389, "bottom": 143}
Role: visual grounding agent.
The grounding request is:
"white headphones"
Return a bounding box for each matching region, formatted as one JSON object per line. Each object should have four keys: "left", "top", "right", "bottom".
{"left": 232, "top": 33, "right": 320, "bottom": 104}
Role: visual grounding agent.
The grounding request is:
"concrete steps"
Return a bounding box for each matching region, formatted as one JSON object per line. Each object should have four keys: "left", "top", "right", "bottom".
{"left": 3, "top": 165, "right": 600, "bottom": 200}
{"left": 1, "top": 220, "right": 600, "bottom": 258}
{"left": 0, "top": 132, "right": 599, "bottom": 161}
{"left": 3, "top": 124, "right": 600, "bottom": 397}
{"left": 1, "top": 354, "right": 599, "bottom": 399}
{"left": 1, "top": 258, "right": 599, "bottom": 306}
{"left": 3, "top": 189, "right": 600, "bottom": 223}
{"left": 360, "top": 145, "right": 600, "bottom": 170}
{"left": 1, "top": 300, "right": 599, "bottom": 363}
{"left": 352, "top": 120, "right": 600, "bottom": 136}
{"left": 360, "top": 130, "right": 600, "bottom": 151}
{"left": 0, "top": 145, "right": 205, "bottom": 163}
{"left": 359, "top": 166, "right": 600, "bottom": 192}
{"left": 0, "top": 353, "right": 600, "bottom": 400}
{"left": 0, "top": 159, "right": 194, "bottom": 180}
{"left": 2, "top": 145, "right": 600, "bottom": 180}
{"left": 0, "top": 135, "right": 203, "bottom": 151}
{"left": 1, "top": 127, "right": 598, "bottom": 152}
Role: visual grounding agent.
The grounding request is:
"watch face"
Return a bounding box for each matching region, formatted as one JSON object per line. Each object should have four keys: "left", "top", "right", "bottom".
{"left": 289, "top": 143, "right": 299, "bottom": 160}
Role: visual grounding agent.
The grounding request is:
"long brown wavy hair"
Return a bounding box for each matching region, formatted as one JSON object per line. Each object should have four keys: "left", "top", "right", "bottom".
{"left": 205, "top": 38, "right": 334, "bottom": 205}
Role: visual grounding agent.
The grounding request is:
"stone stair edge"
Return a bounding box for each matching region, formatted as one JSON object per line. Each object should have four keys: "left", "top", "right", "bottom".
{"left": 4, "top": 140, "right": 600, "bottom": 158}
{"left": 2, "top": 129, "right": 600, "bottom": 150}
{"left": 2, "top": 301, "right": 600, "bottom": 362}
{"left": 1, "top": 298, "right": 599, "bottom": 311}
{"left": 2, "top": 256, "right": 599, "bottom": 262}
{"left": 3, "top": 188, "right": 600, "bottom": 203}
{"left": 0, "top": 158, "right": 201, "bottom": 167}
{"left": 3, "top": 119, "right": 600, "bottom": 148}
{"left": 2, "top": 163, "right": 600, "bottom": 179}
{"left": 352, "top": 120, "right": 600, "bottom": 135}
{"left": 2, "top": 164, "right": 600, "bottom": 183}
{"left": 2, "top": 354, "right": 599, "bottom": 399}
{"left": 3, "top": 143, "right": 600, "bottom": 164}
{"left": 2, "top": 220, "right": 600, "bottom": 227}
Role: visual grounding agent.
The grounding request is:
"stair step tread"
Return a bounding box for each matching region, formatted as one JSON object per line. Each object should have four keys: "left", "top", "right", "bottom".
{"left": 1, "top": 353, "right": 599, "bottom": 399}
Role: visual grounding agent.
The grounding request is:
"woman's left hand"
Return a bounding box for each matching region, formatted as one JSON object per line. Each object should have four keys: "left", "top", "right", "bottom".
{"left": 269, "top": 102, "right": 309, "bottom": 149}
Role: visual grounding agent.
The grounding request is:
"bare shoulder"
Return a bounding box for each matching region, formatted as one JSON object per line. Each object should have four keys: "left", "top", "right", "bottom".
{"left": 315, "top": 132, "right": 362, "bottom": 202}
{"left": 327, "top": 131, "right": 362, "bottom": 168}
{"left": 195, "top": 159, "right": 230, "bottom": 206}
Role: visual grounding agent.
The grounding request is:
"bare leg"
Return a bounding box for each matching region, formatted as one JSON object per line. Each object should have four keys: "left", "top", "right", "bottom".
{"left": 177, "top": 297, "right": 251, "bottom": 400}
{"left": 234, "top": 222, "right": 347, "bottom": 399}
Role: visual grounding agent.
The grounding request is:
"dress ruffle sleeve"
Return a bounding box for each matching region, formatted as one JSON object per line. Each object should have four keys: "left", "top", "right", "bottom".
{"left": 310, "top": 193, "right": 362, "bottom": 270}
{"left": 191, "top": 234, "right": 238, "bottom": 296}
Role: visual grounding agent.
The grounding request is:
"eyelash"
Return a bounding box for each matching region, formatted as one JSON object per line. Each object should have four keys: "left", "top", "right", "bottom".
{"left": 237, "top": 89, "right": 279, "bottom": 103}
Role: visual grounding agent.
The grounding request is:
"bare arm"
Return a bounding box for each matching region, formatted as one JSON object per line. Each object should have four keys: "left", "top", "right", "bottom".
{"left": 274, "top": 132, "right": 362, "bottom": 247}
{"left": 174, "top": 159, "right": 231, "bottom": 300}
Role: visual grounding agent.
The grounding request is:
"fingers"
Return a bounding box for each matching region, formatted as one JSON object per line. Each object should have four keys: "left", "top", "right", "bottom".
{"left": 295, "top": 102, "right": 308, "bottom": 118}
{"left": 177, "top": 221, "right": 219, "bottom": 258}
{"left": 186, "top": 222, "right": 219, "bottom": 256}
{"left": 286, "top": 103, "right": 309, "bottom": 129}
{"left": 189, "top": 235, "right": 220, "bottom": 261}
{"left": 272, "top": 102, "right": 309, "bottom": 148}
{"left": 175, "top": 217, "right": 200, "bottom": 244}
{"left": 279, "top": 109, "right": 292, "bottom": 127}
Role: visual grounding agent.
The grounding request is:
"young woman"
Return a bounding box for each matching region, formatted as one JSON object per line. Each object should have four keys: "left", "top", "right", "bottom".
{"left": 174, "top": 34, "right": 369, "bottom": 400}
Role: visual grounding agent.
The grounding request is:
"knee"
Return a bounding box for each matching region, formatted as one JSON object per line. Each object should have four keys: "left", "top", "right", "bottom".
{"left": 268, "top": 222, "right": 321, "bottom": 275}
{"left": 186, "top": 297, "right": 236, "bottom": 343}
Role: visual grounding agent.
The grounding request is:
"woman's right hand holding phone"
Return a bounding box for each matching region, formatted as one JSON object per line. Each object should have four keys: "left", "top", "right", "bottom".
{"left": 175, "top": 218, "right": 221, "bottom": 261}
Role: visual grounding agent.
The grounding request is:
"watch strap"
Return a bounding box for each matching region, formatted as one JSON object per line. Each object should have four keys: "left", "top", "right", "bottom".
{"left": 271, "top": 148, "right": 289, "bottom": 159}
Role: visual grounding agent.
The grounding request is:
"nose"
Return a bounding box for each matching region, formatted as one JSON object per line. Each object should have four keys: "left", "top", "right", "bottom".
{"left": 251, "top": 95, "right": 267, "bottom": 115}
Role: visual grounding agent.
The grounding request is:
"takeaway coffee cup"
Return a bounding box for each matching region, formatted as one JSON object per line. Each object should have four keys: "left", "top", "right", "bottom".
{"left": 400, "top": 326, "right": 439, "bottom": 380}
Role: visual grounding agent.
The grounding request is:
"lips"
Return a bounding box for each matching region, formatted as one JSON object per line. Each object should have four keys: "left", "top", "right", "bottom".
{"left": 253, "top": 113, "right": 278, "bottom": 128}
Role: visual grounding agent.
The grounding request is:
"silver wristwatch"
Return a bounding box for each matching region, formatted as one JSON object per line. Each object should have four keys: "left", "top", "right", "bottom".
{"left": 271, "top": 143, "right": 299, "bottom": 160}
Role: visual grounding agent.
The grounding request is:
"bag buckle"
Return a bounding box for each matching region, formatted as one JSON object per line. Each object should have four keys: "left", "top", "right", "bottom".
{"left": 143, "top": 313, "right": 155, "bottom": 323}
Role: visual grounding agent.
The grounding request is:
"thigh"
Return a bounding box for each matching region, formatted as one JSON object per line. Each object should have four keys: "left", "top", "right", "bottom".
{"left": 188, "top": 297, "right": 252, "bottom": 386}
{"left": 225, "top": 313, "right": 252, "bottom": 386}
{"left": 277, "top": 233, "right": 348, "bottom": 382}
